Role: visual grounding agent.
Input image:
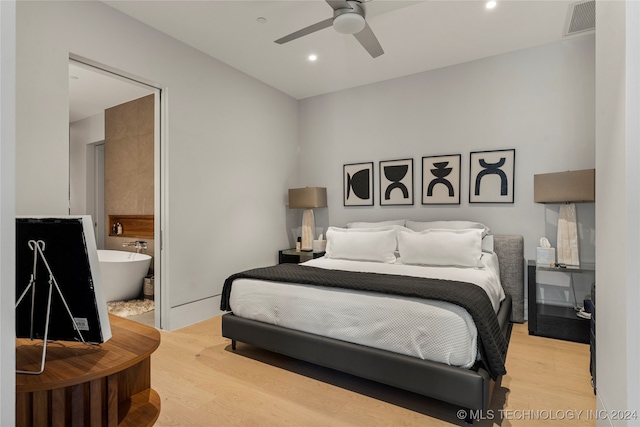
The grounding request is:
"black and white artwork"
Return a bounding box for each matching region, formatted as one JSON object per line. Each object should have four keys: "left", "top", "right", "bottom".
{"left": 380, "top": 158, "right": 413, "bottom": 206}
{"left": 344, "top": 162, "right": 374, "bottom": 206}
{"left": 469, "top": 149, "right": 515, "bottom": 203}
{"left": 422, "top": 154, "right": 461, "bottom": 205}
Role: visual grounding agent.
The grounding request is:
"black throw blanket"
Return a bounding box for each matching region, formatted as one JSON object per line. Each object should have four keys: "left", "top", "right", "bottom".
{"left": 221, "top": 263, "right": 507, "bottom": 379}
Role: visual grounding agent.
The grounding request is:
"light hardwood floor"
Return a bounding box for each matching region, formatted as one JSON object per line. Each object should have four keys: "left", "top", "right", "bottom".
{"left": 151, "top": 317, "right": 595, "bottom": 426}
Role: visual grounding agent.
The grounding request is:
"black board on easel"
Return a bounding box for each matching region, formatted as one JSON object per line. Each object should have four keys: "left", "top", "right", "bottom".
{"left": 16, "top": 216, "right": 111, "bottom": 344}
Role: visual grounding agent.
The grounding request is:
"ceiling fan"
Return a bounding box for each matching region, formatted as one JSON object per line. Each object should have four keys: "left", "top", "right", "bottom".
{"left": 275, "top": 0, "right": 384, "bottom": 58}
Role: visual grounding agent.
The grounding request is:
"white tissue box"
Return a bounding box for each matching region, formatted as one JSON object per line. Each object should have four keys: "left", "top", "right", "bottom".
{"left": 536, "top": 247, "right": 556, "bottom": 267}
{"left": 313, "top": 240, "right": 327, "bottom": 253}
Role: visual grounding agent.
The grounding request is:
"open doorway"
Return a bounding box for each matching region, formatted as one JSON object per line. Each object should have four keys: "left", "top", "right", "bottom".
{"left": 68, "top": 58, "right": 164, "bottom": 329}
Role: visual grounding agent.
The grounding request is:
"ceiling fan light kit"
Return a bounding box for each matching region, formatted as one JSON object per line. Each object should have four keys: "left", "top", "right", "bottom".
{"left": 333, "top": 13, "right": 365, "bottom": 34}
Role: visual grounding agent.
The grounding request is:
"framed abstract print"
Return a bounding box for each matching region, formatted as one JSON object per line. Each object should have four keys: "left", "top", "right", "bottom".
{"left": 379, "top": 158, "right": 413, "bottom": 206}
{"left": 422, "top": 154, "right": 461, "bottom": 205}
{"left": 344, "top": 162, "right": 374, "bottom": 206}
{"left": 469, "top": 149, "right": 515, "bottom": 203}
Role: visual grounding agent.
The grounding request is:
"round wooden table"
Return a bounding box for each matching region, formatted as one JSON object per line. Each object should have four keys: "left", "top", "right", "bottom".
{"left": 16, "top": 314, "right": 160, "bottom": 427}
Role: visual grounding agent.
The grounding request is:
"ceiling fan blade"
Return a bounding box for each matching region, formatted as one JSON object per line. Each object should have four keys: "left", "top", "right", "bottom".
{"left": 325, "top": 0, "right": 353, "bottom": 11}
{"left": 353, "top": 22, "right": 384, "bottom": 58}
{"left": 275, "top": 17, "right": 334, "bottom": 44}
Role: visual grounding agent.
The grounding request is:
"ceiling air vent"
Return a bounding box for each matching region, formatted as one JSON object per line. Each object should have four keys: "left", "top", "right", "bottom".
{"left": 564, "top": 0, "right": 596, "bottom": 37}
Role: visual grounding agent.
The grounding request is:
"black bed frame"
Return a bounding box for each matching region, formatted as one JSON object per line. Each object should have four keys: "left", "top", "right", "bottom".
{"left": 221, "top": 234, "right": 524, "bottom": 422}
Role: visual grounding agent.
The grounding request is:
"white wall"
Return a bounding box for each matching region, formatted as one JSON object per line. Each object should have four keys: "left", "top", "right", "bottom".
{"left": 16, "top": 1, "right": 299, "bottom": 329}
{"left": 69, "top": 113, "right": 104, "bottom": 216}
{"left": 0, "top": 1, "right": 15, "bottom": 423}
{"left": 299, "top": 35, "right": 596, "bottom": 263}
{"left": 595, "top": 1, "right": 640, "bottom": 425}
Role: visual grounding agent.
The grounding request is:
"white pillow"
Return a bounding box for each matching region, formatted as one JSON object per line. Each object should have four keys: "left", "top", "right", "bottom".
{"left": 335, "top": 224, "right": 410, "bottom": 251}
{"left": 405, "top": 220, "right": 490, "bottom": 236}
{"left": 347, "top": 219, "right": 406, "bottom": 228}
{"left": 405, "top": 220, "right": 493, "bottom": 252}
{"left": 481, "top": 234, "right": 494, "bottom": 254}
{"left": 397, "top": 228, "right": 483, "bottom": 267}
{"left": 325, "top": 227, "right": 397, "bottom": 263}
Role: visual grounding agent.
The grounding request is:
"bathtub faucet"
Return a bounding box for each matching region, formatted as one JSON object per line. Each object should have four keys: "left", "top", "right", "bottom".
{"left": 123, "top": 240, "right": 148, "bottom": 253}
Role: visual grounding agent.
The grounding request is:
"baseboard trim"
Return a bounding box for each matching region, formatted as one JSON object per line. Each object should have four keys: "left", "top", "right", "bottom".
{"left": 167, "top": 295, "right": 222, "bottom": 331}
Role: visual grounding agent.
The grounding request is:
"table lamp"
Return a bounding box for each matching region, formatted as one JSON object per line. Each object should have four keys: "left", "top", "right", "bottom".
{"left": 288, "top": 187, "right": 327, "bottom": 251}
{"left": 534, "top": 169, "right": 595, "bottom": 266}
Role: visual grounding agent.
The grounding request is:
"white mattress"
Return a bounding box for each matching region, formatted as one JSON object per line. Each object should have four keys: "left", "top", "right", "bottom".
{"left": 229, "top": 253, "right": 504, "bottom": 368}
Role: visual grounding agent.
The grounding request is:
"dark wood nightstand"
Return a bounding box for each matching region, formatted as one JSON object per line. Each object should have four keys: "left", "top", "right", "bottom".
{"left": 528, "top": 260, "right": 593, "bottom": 344}
{"left": 279, "top": 249, "right": 325, "bottom": 264}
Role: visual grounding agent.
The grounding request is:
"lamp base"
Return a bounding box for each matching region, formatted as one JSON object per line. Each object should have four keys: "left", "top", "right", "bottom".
{"left": 301, "top": 209, "right": 315, "bottom": 251}
{"left": 557, "top": 203, "right": 579, "bottom": 267}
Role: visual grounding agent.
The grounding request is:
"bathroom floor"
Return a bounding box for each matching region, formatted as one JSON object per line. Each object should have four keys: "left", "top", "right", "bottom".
{"left": 127, "top": 309, "right": 155, "bottom": 327}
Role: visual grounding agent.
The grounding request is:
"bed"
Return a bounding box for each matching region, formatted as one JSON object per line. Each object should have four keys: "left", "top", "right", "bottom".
{"left": 221, "top": 224, "right": 524, "bottom": 422}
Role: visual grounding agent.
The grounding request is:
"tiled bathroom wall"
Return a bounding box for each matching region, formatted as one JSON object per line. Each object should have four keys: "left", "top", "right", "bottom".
{"left": 104, "top": 94, "right": 155, "bottom": 272}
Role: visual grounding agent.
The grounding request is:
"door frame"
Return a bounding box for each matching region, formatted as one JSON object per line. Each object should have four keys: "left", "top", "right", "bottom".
{"left": 69, "top": 55, "right": 169, "bottom": 330}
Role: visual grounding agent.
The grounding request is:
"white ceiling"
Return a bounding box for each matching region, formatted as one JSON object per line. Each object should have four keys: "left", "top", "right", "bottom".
{"left": 69, "top": 61, "right": 153, "bottom": 123}
{"left": 70, "top": 0, "right": 592, "bottom": 122}
{"left": 101, "top": 0, "right": 590, "bottom": 100}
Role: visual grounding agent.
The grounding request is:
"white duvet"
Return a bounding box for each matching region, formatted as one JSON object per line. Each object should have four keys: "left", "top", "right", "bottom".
{"left": 229, "top": 253, "right": 504, "bottom": 368}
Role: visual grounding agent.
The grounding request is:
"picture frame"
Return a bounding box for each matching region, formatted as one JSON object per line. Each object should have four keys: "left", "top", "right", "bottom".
{"left": 469, "top": 149, "right": 515, "bottom": 203}
{"left": 343, "top": 162, "right": 374, "bottom": 206}
{"left": 422, "top": 154, "right": 461, "bottom": 205}
{"left": 379, "top": 158, "right": 413, "bottom": 206}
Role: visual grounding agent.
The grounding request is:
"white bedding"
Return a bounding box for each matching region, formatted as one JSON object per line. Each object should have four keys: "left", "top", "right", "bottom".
{"left": 229, "top": 253, "right": 504, "bottom": 368}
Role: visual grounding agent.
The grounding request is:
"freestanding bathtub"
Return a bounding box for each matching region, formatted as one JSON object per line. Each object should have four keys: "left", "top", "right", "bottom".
{"left": 97, "top": 250, "right": 152, "bottom": 302}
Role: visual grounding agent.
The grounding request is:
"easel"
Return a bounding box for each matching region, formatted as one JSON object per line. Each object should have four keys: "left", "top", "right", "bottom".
{"left": 15, "top": 240, "right": 87, "bottom": 375}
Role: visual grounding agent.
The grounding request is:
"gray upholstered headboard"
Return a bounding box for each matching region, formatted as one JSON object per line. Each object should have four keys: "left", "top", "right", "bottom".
{"left": 493, "top": 234, "right": 525, "bottom": 323}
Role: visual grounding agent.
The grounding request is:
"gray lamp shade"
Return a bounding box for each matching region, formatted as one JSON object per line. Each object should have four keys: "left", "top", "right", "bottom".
{"left": 534, "top": 169, "right": 595, "bottom": 203}
{"left": 288, "top": 187, "right": 327, "bottom": 209}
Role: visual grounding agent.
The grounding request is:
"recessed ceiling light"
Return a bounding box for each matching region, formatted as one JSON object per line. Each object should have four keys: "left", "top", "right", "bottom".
{"left": 486, "top": 1, "right": 497, "bottom": 9}
{"left": 308, "top": 54, "right": 318, "bottom": 62}
{"left": 256, "top": 17, "right": 267, "bottom": 24}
